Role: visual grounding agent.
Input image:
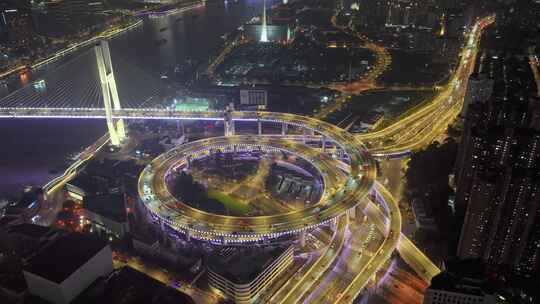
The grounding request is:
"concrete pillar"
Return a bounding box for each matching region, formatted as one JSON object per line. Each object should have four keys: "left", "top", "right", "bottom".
{"left": 225, "top": 103, "right": 235, "bottom": 136}
{"left": 258, "top": 120, "right": 262, "bottom": 135}
{"left": 300, "top": 231, "right": 306, "bottom": 247}
{"left": 96, "top": 45, "right": 120, "bottom": 146}
{"left": 185, "top": 229, "right": 191, "bottom": 242}
{"left": 348, "top": 206, "right": 356, "bottom": 220}
{"left": 281, "top": 123, "right": 288, "bottom": 136}
{"left": 101, "top": 41, "right": 125, "bottom": 140}
{"left": 225, "top": 118, "right": 235, "bottom": 136}
{"left": 186, "top": 155, "right": 192, "bottom": 169}
{"left": 95, "top": 41, "right": 125, "bottom": 145}
{"left": 322, "top": 136, "right": 326, "bottom": 152}
{"left": 304, "top": 128, "right": 315, "bottom": 136}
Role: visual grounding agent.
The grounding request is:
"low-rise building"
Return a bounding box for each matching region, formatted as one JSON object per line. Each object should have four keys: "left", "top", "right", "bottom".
{"left": 208, "top": 245, "right": 294, "bottom": 303}
{"left": 411, "top": 199, "right": 438, "bottom": 234}
{"left": 0, "top": 224, "right": 60, "bottom": 259}
{"left": 240, "top": 89, "right": 268, "bottom": 110}
{"left": 0, "top": 224, "right": 62, "bottom": 302}
{"left": 424, "top": 273, "right": 497, "bottom": 304}
{"left": 0, "top": 255, "right": 28, "bottom": 302}
{"left": 23, "top": 233, "right": 113, "bottom": 304}
{"left": 72, "top": 266, "right": 195, "bottom": 304}
{"left": 65, "top": 174, "right": 106, "bottom": 201}
{"left": 82, "top": 192, "right": 129, "bottom": 239}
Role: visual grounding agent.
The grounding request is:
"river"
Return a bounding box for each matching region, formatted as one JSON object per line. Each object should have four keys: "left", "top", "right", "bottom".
{"left": 0, "top": 0, "right": 276, "bottom": 198}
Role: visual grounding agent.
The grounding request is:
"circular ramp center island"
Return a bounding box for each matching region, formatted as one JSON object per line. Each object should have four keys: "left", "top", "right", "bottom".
{"left": 138, "top": 112, "right": 377, "bottom": 244}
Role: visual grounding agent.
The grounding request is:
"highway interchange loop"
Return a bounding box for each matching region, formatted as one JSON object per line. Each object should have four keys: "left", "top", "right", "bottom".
{"left": 138, "top": 111, "right": 378, "bottom": 243}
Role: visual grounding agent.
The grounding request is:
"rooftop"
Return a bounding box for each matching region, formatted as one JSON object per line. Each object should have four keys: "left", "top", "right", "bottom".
{"left": 0, "top": 256, "right": 27, "bottom": 293}
{"left": 83, "top": 192, "right": 127, "bottom": 223}
{"left": 72, "top": 266, "right": 195, "bottom": 304}
{"left": 0, "top": 216, "right": 19, "bottom": 228}
{"left": 7, "top": 224, "right": 55, "bottom": 240}
{"left": 24, "top": 233, "right": 108, "bottom": 284}
{"left": 68, "top": 173, "right": 109, "bottom": 195}
{"left": 208, "top": 245, "right": 290, "bottom": 284}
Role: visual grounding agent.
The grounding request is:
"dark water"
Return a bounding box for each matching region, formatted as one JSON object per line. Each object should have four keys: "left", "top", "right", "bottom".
{"left": 0, "top": 0, "right": 274, "bottom": 197}
{"left": 0, "top": 119, "right": 106, "bottom": 198}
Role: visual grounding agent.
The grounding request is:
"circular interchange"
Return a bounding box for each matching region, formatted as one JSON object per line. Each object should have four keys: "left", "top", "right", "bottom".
{"left": 165, "top": 138, "right": 328, "bottom": 216}
{"left": 138, "top": 112, "right": 377, "bottom": 243}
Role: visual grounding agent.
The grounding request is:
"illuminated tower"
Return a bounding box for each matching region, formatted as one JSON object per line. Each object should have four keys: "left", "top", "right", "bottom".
{"left": 438, "top": 13, "right": 446, "bottom": 37}
{"left": 286, "top": 26, "right": 291, "bottom": 43}
{"left": 95, "top": 40, "right": 126, "bottom": 146}
{"left": 260, "top": 0, "right": 268, "bottom": 42}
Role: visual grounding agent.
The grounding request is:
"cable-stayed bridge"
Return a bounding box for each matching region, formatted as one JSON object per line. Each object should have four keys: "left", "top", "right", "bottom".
{"left": 0, "top": 45, "right": 171, "bottom": 110}
{"left": 0, "top": 40, "right": 442, "bottom": 298}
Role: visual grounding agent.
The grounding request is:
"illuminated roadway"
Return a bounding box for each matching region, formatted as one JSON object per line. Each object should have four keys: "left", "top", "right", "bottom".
{"left": 0, "top": 11, "right": 493, "bottom": 160}
{"left": 0, "top": 15, "right": 495, "bottom": 303}
{"left": 5, "top": 107, "right": 410, "bottom": 302}
{"left": 0, "top": 80, "right": 466, "bottom": 301}
{"left": 139, "top": 135, "right": 361, "bottom": 242}
{"left": 276, "top": 215, "right": 349, "bottom": 304}
{"left": 361, "top": 15, "right": 495, "bottom": 156}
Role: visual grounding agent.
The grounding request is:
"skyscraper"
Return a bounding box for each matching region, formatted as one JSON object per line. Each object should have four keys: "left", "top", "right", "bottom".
{"left": 455, "top": 50, "right": 540, "bottom": 276}
{"left": 260, "top": 0, "right": 268, "bottom": 42}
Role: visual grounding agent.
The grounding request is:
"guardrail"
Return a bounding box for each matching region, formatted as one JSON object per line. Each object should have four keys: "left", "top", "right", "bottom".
{"left": 43, "top": 134, "right": 110, "bottom": 198}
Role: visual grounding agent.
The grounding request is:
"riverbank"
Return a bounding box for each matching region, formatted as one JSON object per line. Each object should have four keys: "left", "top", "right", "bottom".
{"left": 0, "top": 18, "right": 143, "bottom": 80}
{"left": 0, "top": 1, "right": 274, "bottom": 198}
{"left": 0, "top": 119, "right": 107, "bottom": 199}
{"left": 139, "top": 1, "right": 205, "bottom": 17}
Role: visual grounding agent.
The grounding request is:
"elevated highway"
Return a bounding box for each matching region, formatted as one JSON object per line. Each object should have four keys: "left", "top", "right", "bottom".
{"left": 139, "top": 135, "right": 367, "bottom": 242}
{"left": 0, "top": 16, "right": 496, "bottom": 303}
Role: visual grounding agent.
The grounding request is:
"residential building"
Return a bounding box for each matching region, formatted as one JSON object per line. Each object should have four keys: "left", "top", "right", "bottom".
{"left": 423, "top": 260, "right": 497, "bottom": 304}
{"left": 82, "top": 192, "right": 130, "bottom": 238}
{"left": 23, "top": 233, "right": 113, "bottom": 304}
{"left": 72, "top": 266, "right": 195, "bottom": 304}
{"left": 455, "top": 47, "right": 540, "bottom": 276}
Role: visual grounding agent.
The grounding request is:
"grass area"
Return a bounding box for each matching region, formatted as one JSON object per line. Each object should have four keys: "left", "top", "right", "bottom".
{"left": 207, "top": 189, "right": 252, "bottom": 215}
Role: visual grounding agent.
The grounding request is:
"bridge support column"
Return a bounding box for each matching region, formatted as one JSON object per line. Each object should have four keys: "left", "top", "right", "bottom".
{"left": 258, "top": 120, "right": 262, "bottom": 135}
{"left": 185, "top": 229, "right": 191, "bottom": 242}
{"left": 348, "top": 206, "right": 356, "bottom": 220}
{"left": 303, "top": 128, "right": 314, "bottom": 136}
{"left": 225, "top": 120, "right": 235, "bottom": 136}
{"left": 160, "top": 219, "right": 165, "bottom": 231}
{"left": 224, "top": 103, "right": 235, "bottom": 136}
{"left": 322, "top": 136, "right": 326, "bottom": 152}
{"left": 300, "top": 231, "right": 306, "bottom": 247}
{"left": 95, "top": 40, "right": 125, "bottom": 146}
{"left": 281, "top": 123, "right": 288, "bottom": 136}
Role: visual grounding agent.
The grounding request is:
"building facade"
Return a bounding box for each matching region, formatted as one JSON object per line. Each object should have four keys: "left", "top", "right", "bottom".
{"left": 23, "top": 234, "right": 113, "bottom": 304}
{"left": 455, "top": 49, "right": 540, "bottom": 276}
{"left": 208, "top": 245, "right": 294, "bottom": 303}
{"left": 240, "top": 89, "right": 268, "bottom": 109}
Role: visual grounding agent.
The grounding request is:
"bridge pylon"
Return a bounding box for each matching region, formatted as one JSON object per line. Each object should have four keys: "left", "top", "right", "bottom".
{"left": 95, "top": 40, "right": 126, "bottom": 146}
{"left": 224, "top": 103, "right": 235, "bottom": 136}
